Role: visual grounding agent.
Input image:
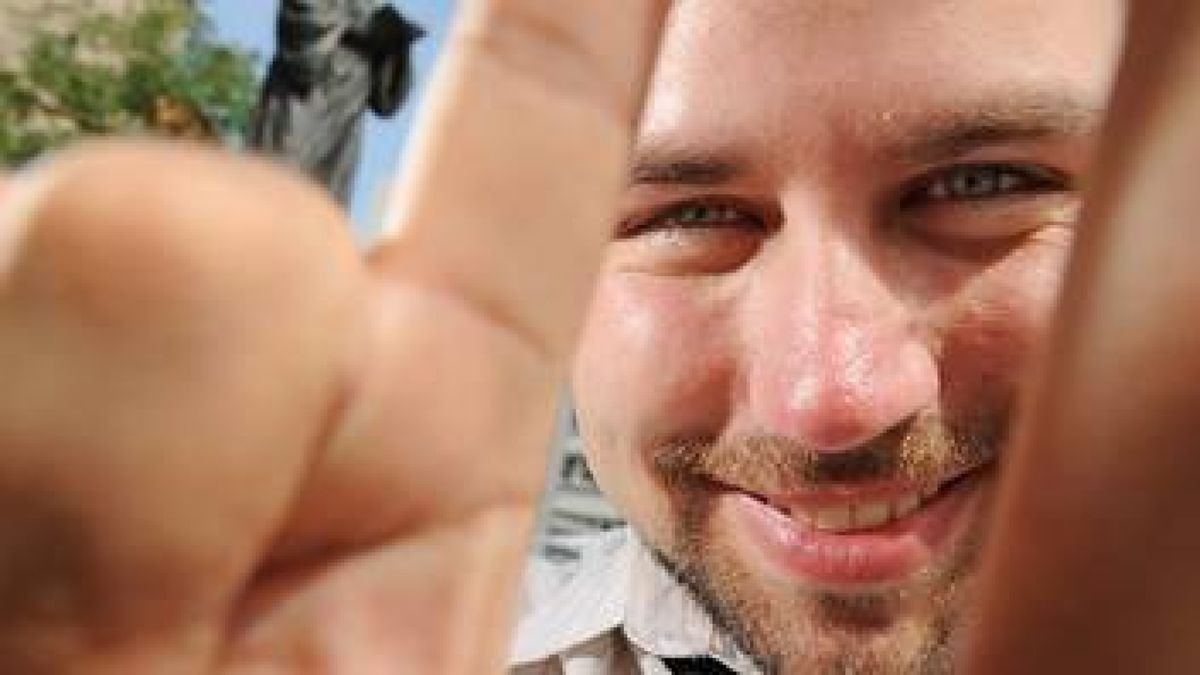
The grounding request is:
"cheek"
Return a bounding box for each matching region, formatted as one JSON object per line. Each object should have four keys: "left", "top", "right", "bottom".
{"left": 572, "top": 275, "right": 735, "bottom": 510}
{"left": 935, "top": 239, "right": 1071, "bottom": 419}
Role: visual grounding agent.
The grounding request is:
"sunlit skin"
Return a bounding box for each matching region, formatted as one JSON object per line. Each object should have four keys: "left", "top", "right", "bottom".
{"left": 574, "top": 1, "right": 1123, "bottom": 672}
{"left": 0, "top": 3, "right": 670, "bottom": 672}
{"left": 7, "top": 0, "right": 1200, "bottom": 673}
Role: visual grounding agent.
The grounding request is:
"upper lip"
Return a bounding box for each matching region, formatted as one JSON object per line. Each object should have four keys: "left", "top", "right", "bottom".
{"left": 730, "top": 460, "right": 991, "bottom": 512}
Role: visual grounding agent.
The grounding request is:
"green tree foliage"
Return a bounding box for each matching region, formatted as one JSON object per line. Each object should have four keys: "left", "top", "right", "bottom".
{"left": 0, "top": 0, "right": 258, "bottom": 166}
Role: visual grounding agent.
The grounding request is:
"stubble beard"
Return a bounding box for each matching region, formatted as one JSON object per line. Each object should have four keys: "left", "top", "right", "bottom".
{"left": 644, "top": 413, "right": 1002, "bottom": 674}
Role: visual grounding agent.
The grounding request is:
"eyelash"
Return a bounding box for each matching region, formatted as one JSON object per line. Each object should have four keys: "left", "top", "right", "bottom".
{"left": 900, "top": 162, "right": 1069, "bottom": 206}
{"left": 622, "top": 163, "right": 1067, "bottom": 237}
{"left": 621, "top": 199, "right": 766, "bottom": 237}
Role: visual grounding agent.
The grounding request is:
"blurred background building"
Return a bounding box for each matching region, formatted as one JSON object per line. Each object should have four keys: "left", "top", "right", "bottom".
{"left": 538, "top": 405, "right": 626, "bottom": 561}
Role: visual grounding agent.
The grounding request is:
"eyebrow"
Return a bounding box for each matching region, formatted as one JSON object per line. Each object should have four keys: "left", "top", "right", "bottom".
{"left": 878, "top": 91, "right": 1105, "bottom": 164}
{"left": 628, "top": 90, "right": 1105, "bottom": 187}
{"left": 629, "top": 150, "right": 746, "bottom": 186}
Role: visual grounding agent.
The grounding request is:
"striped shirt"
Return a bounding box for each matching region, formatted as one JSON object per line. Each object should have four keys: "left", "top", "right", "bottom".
{"left": 510, "top": 529, "right": 763, "bottom": 674}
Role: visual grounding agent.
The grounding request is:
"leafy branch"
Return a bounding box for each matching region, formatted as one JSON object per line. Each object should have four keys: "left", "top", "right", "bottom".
{"left": 0, "top": 0, "right": 259, "bottom": 167}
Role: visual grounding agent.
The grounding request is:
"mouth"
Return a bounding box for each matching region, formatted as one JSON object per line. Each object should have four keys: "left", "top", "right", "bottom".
{"left": 755, "top": 466, "right": 978, "bottom": 533}
{"left": 718, "top": 464, "right": 992, "bottom": 587}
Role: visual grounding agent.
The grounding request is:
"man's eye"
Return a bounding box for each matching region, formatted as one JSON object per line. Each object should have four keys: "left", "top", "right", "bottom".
{"left": 904, "top": 163, "right": 1067, "bottom": 204}
{"left": 614, "top": 199, "right": 767, "bottom": 274}
{"left": 625, "top": 201, "right": 762, "bottom": 236}
{"left": 893, "top": 162, "right": 1079, "bottom": 257}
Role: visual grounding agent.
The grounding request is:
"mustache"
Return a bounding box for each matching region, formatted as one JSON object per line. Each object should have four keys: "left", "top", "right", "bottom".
{"left": 651, "top": 412, "right": 1007, "bottom": 493}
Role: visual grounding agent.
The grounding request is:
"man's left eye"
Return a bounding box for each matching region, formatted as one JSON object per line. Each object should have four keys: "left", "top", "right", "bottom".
{"left": 892, "top": 162, "right": 1080, "bottom": 255}
{"left": 905, "top": 163, "right": 1067, "bottom": 204}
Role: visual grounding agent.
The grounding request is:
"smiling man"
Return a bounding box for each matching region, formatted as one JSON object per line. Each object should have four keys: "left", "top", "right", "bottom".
{"left": 514, "top": 1, "right": 1124, "bottom": 673}
{"left": 4, "top": 0, "right": 1200, "bottom": 674}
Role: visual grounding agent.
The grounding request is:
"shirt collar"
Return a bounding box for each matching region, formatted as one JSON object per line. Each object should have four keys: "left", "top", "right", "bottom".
{"left": 509, "top": 531, "right": 631, "bottom": 664}
{"left": 623, "top": 535, "right": 759, "bottom": 671}
{"left": 510, "top": 529, "right": 760, "bottom": 673}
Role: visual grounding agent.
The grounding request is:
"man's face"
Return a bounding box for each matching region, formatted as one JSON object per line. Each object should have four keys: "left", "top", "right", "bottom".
{"left": 573, "top": 1, "right": 1123, "bottom": 672}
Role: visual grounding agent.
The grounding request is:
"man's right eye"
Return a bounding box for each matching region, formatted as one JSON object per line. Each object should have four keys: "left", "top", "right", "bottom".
{"left": 621, "top": 200, "right": 764, "bottom": 237}
{"left": 614, "top": 198, "right": 768, "bottom": 274}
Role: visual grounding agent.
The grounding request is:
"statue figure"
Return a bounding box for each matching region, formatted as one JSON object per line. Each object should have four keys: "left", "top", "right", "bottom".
{"left": 251, "top": 0, "right": 424, "bottom": 205}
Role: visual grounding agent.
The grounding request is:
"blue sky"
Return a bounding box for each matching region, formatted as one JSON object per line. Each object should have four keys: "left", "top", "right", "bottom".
{"left": 203, "top": 1, "right": 457, "bottom": 240}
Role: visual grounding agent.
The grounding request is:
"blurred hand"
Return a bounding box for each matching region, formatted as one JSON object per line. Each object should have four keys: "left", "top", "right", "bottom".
{"left": 0, "top": 2, "right": 667, "bottom": 673}
{"left": 970, "top": 1, "right": 1200, "bottom": 672}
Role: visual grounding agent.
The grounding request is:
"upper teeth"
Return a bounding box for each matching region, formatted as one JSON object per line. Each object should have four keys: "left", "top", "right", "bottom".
{"left": 788, "top": 489, "right": 937, "bottom": 533}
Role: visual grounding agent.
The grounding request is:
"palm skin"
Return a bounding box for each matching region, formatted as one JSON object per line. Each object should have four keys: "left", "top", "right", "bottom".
{"left": 0, "top": 2, "right": 667, "bottom": 672}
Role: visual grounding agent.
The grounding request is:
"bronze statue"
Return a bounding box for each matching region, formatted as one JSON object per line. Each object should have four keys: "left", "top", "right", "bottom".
{"left": 251, "top": 0, "right": 423, "bottom": 205}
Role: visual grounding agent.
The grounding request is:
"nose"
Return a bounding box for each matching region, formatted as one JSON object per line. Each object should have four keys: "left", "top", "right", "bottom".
{"left": 743, "top": 226, "right": 938, "bottom": 453}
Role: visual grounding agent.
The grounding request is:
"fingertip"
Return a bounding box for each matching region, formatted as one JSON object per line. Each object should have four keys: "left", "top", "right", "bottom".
{"left": 370, "top": 1, "right": 670, "bottom": 362}
{"left": 9, "top": 138, "right": 352, "bottom": 253}
{"left": 0, "top": 139, "right": 365, "bottom": 328}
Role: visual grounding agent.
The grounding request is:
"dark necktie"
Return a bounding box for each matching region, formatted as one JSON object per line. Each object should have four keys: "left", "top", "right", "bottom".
{"left": 663, "top": 656, "right": 737, "bottom": 674}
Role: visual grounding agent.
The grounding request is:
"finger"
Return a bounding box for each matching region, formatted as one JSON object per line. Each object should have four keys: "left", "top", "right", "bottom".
{"left": 369, "top": 0, "right": 669, "bottom": 360}
{"left": 968, "top": 3, "right": 1200, "bottom": 672}
{"left": 284, "top": 0, "right": 669, "bottom": 569}
{"left": 0, "top": 142, "right": 364, "bottom": 672}
{"left": 257, "top": 4, "right": 668, "bottom": 670}
{"left": 279, "top": 0, "right": 670, "bottom": 559}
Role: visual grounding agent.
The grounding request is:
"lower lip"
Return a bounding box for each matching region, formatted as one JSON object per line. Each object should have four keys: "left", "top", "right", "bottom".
{"left": 723, "top": 474, "right": 982, "bottom": 587}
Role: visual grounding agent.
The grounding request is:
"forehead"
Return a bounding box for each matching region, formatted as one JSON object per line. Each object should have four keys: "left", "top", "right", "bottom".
{"left": 641, "top": 0, "right": 1125, "bottom": 157}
